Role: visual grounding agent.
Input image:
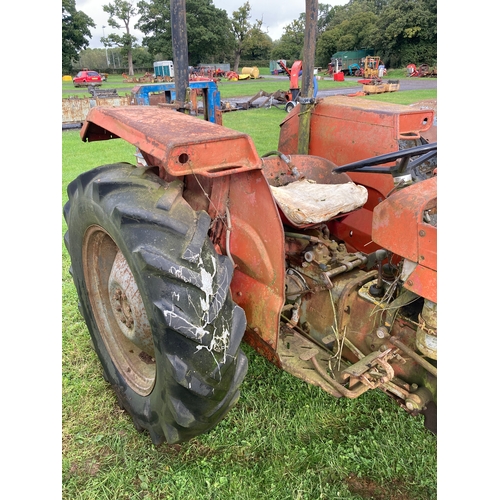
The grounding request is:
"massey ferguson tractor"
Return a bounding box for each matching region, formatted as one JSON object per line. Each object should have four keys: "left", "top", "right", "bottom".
{"left": 64, "top": 0, "right": 437, "bottom": 445}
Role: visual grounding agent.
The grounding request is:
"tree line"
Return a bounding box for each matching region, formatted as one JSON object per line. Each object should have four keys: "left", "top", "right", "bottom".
{"left": 62, "top": 0, "right": 436, "bottom": 75}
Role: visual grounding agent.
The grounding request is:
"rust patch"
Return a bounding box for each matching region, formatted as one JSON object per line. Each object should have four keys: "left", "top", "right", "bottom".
{"left": 138, "top": 351, "right": 155, "bottom": 365}
{"left": 80, "top": 106, "right": 262, "bottom": 178}
{"left": 62, "top": 96, "right": 131, "bottom": 124}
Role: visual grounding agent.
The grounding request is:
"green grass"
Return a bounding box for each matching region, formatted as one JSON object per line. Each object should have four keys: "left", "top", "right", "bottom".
{"left": 216, "top": 77, "right": 364, "bottom": 99}
{"left": 62, "top": 69, "right": 431, "bottom": 100}
{"left": 364, "top": 89, "right": 436, "bottom": 105}
{"left": 62, "top": 94, "right": 437, "bottom": 499}
{"left": 221, "top": 107, "right": 284, "bottom": 155}
{"left": 62, "top": 75, "right": 363, "bottom": 99}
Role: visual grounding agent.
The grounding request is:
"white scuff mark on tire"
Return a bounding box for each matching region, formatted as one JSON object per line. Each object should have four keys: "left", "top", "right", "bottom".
{"left": 164, "top": 307, "right": 209, "bottom": 341}
{"left": 182, "top": 248, "right": 200, "bottom": 263}
{"left": 199, "top": 255, "right": 216, "bottom": 313}
{"left": 169, "top": 266, "right": 191, "bottom": 284}
{"left": 195, "top": 317, "right": 233, "bottom": 380}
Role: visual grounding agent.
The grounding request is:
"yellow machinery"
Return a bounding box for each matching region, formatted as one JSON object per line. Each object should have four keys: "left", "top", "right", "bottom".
{"left": 362, "top": 56, "right": 382, "bottom": 78}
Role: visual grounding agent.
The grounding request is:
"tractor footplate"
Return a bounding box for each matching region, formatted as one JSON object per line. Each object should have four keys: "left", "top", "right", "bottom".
{"left": 277, "top": 326, "right": 399, "bottom": 399}
{"left": 277, "top": 327, "right": 344, "bottom": 397}
{"left": 340, "top": 348, "right": 395, "bottom": 388}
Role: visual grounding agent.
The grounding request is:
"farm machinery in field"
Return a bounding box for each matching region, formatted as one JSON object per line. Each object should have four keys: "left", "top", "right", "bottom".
{"left": 64, "top": 0, "right": 437, "bottom": 444}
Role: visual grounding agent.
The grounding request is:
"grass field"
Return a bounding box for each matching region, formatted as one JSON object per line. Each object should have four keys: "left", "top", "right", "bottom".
{"left": 62, "top": 67, "right": 422, "bottom": 99}
{"left": 62, "top": 74, "right": 365, "bottom": 99}
{"left": 62, "top": 92, "right": 437, "bottom": 499}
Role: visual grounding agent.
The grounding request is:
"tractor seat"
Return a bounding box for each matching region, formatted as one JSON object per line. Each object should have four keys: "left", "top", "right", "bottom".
{"left": 269, "top": 178, "right": 368, "bottom": 228}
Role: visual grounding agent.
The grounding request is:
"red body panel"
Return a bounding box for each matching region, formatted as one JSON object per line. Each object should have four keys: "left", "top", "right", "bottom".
{"left": 81, "top": 106, "right": 287, "bottom": 355}
{"left": 278, "top": 96, "right": 434, "bottom": 253}
{"left": 372, "top": 176, "right": 437, "bottom": 302}
{"left": 289, "top": 60, "right": 303, "bottom": 91}
{"left": 226, "top": 170, "right": 286, "bottom": 350}
{"left": 279, "top": 96, "right": 433, "bottom": 165}
{"left": 81, "top": 106, "right": 262, "bottom": 178}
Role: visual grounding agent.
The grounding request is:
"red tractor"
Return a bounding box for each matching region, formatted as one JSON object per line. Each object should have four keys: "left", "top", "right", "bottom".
{"left": 64, "top": 0, "right": 437, "bottom": 445}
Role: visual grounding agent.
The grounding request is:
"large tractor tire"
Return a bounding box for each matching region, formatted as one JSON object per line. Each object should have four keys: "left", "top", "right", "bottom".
{"left": 63, "top": 163, "right": 248, "bottom": 445}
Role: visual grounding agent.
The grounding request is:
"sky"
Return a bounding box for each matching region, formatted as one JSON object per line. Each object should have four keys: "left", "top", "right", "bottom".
{"left": 77, "top": 0, "right": 349, "bottom": 49}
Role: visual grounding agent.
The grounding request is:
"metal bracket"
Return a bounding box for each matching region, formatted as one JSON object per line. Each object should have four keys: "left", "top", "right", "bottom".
{"left": 298, "top": 97, "right": 316, "bottom": 105}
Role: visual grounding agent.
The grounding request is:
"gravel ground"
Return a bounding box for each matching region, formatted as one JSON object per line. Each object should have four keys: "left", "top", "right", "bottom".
{"left": 267, "top": 73, "right": 437, "bottom": 92}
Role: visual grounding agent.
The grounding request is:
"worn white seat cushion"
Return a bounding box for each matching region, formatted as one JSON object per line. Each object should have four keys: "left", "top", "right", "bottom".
{"left": 269, "top": 179, "right": 368, "bottom": 225}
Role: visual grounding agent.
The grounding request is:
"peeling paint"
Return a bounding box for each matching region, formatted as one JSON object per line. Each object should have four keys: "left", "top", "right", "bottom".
{"left": 62, "top": 96, "right": 131, "bottom": 124}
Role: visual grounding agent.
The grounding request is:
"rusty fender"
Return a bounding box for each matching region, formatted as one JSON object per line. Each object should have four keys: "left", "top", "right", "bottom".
{"left": 81, "top": 106, "right": 288, "bottom": 360}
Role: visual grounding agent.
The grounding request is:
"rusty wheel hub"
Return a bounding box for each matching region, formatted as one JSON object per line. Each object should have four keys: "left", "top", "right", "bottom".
{"left": 108, "top": 251, "right": 155, "bottom": 357}
{"left": 83, "top": 226, "right": 156, "bottom": 396}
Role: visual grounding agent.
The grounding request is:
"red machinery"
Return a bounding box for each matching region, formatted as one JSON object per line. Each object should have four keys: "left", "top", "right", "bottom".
{"left": 64, "top": 0, "right": 437, "bottom": 444}
{"left": 278, "top": 95, "right": 437, "bottom": 255}
{"left": 407, "top": 63, "right": 436, "bottom": 77}
{"left": 276, "top": 59, "right": 305, "bottom": 112}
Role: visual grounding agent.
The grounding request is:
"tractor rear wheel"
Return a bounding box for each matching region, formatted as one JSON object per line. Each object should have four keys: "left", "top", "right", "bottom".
{"left": 63, "top": 163, "right": 248, "bottom": 444}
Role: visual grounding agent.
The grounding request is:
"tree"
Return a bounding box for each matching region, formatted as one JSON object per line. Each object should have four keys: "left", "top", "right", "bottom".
{"left": 377, "top": 0, "right": 437, "bottom": 67}
{"left": 316, "top": 11, "right": 380, "bottom": 67}
{"left": 62, "top": 0, "right": 95, "bottom": 73}
{"left": 136, "top": 0, "right": 172, "bottom": 60}
{"left": 316, "top": 0, "right": 437, "bottom": 69}
{"left": 241, "top": 19, "right": 273, "bottom": 61}
{"left": 315, "top": 29, "right": 339, "bottom": 67}
{"left": 136, "top": 0, "right": 232, "bottom": 65}
{"left": 270, "top": 18, "right": 305, "bottom": 62}
{"left": 102, "top": 0, "right": 139, "bottom": 75}
{"left": 132, "top": 46, "right": 154, "bottom": 67}
{"left": 324, "top": 0, "right": 388, "bottom": 29}
{"left": 77, "top": 48, "right": 107, "bottom": 70}
{"left": 317, "top": 3, "right": 334, "bottom": 34}
{"left": 269, "top": 3, "right": 336, "bottom": 65}
{"left": 230, "top": 2, "right": 252, "bottom": 72}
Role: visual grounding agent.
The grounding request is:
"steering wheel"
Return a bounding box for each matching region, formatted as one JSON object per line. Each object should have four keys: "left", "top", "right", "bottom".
{"left": 333, "top": 142, "right": 437, "bottom": 182}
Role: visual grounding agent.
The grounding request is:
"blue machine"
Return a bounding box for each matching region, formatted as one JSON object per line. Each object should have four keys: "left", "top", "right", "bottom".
{"left": 130, "top": 80, "right": 221, "bottom": 124}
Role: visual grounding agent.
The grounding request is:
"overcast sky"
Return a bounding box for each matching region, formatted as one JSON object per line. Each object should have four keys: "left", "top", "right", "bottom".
{"left": 77, "top": 0, "right": 349, "bottom": 49}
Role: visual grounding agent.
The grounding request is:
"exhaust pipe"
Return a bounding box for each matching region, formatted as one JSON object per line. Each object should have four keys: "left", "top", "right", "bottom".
{"left": 298, "top": 0, "right": 318, "bottom": 155}
{"left": 170, "top": 0, "right": 189, "bottom": 109}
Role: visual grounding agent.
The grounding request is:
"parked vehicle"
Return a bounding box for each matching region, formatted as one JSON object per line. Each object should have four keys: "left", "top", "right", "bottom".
{"left": 328, "top": 49, "right": 375, "bottom": 76}
{"left": 73, "top": 70, "right": 102, "bottom": 87}
{"left": 360, "top": 56, "right": 385, "bottom": 79}
{"left": 64, "top": 0, "right": 437, "bottom": 445}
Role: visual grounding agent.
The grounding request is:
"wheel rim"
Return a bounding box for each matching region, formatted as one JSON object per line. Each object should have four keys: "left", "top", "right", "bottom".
{"left": 83, "top": 225, "right": 156, "bottom": 396}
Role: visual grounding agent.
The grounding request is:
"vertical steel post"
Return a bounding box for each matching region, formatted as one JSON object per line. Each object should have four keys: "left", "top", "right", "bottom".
{"left": 170, "top": 0, "right": 189, "bottom": 110}
{"left": 298, "top": 0, "right": 318, "bottom": 154}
